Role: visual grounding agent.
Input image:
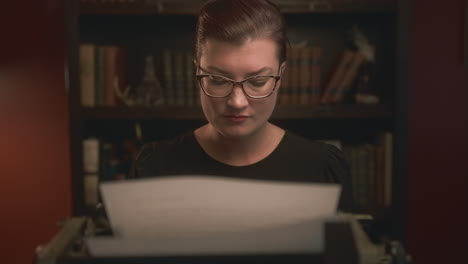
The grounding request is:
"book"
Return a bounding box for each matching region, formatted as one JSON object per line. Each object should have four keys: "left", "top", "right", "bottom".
{"left": 321, "top": 49, "right": 354, "bottom": 104}
{"left": 102, "top": 45, "right": 128, "bottom": 106}
{"left": 331, "top": 51, "right": 366, "bottom": 104}
{"left": 103, "top": 46, "right": 118, "bottom": 106}
{"left": 375, "top": 144, "right": 385, "bottom": 207}
{"left": 309, "top": 47, "right": 322, "bottom": 105}
{"left": 378, "top": 131, "right": 393, "bottom": 208}
{"left": 173, "top": 51, "right": 185, "bottom": 106}
{"left": 162, "top": 49, "right": 174, "bottom": 105}
{"left": 84, "top": 173, "right": 99, "bottom": 207}
{"left": 79, "top": 44, "right": 95, "bottom": 107}
{"left": 279, "top": 46, "right": 294, "bottom": 105}
{"left": 94, "top": 46, "right": 105, "bottom": 106}
{"left": 365, "top": 143, "right": 377, "bottom": 210}
{"left": 289, "top": 46, "right": 301, "bottom": 104}
{"left": 185, "top": 52, "right": 195, "bottom": 107}
{"left": 80, "top": 44, "right": 128, "bottom": 107}
{"left": 114, "top": 46, "right": 128, "bottom": 106}
{"left": 343, "top": 145, "right": 360, "bottom": 210}
{"left": 99, "top": 142, "right": 113, "bottom": 182}
{"left": 83, "top": 137, "right": 99, "bottom": 173}
{"left": 343, "top": 137, "right": 393, "bottom": 212}
{"left": 298, "top": 46, "right": 311, "bottom": 105}
{"left": 356, "top": 144, "right": 370, "bottom": 211}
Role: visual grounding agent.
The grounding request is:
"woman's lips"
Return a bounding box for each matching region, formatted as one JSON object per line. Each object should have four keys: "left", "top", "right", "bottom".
{"left": 224, "top": 115, "right": 249, "bottom": 122}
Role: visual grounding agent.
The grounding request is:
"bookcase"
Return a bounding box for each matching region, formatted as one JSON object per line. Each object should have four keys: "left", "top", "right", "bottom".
{"left": 65, "top": 0, "right": 408, "bottom": 242}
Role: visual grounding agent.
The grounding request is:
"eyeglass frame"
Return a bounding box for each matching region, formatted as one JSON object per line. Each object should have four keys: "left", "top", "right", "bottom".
{"left": 195, "top": 65, "right": 283, "bottom": 99}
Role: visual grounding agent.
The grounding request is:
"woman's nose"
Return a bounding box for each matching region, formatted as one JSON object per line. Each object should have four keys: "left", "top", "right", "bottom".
{"left": 226, "top": 84, "right": 249, "bottom": 108}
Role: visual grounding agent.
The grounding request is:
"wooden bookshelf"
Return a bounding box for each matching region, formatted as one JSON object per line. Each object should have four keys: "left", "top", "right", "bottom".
{"left": 79, "top": 0, "right": 396, "bottom": 15}
{"left": 80, "top": 104, "right": 392, "bottom": 120}
{"left": 66, "top": 0, "right": 408, "bottom": 242}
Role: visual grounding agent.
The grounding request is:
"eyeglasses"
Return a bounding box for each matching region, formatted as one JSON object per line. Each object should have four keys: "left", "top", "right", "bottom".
{"left": 196, "top": 66, "right": 282, "bottom": 99}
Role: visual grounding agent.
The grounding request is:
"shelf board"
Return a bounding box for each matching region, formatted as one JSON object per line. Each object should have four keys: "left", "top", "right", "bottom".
{"left": 79, "top": 0, "right": 395, "bottom": 15}
{"left": 272, "top": 104, "right": 392, "bottom": 119}
{"left": 80, "top": 104, "right": 393, "bottom": 121}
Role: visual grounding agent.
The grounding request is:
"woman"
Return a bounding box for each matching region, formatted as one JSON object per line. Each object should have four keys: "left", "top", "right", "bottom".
{"left": 130, "top": 0, "right": 354, "bottom": 212}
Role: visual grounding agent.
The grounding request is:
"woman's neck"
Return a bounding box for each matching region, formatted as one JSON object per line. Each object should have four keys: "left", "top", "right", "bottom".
{"left": 195, "top": 123, "right": 285, "bottom": 166}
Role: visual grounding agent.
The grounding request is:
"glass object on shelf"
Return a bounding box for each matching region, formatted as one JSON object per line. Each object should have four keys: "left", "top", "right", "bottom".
{"left": 350, "top": 25, "right": 379, "bottom": 104}
{"left": 115, "top": 55, "right": 164, "bottom": 107}
{"left": 355, "top": 63, "right": 379, "bottom": 104}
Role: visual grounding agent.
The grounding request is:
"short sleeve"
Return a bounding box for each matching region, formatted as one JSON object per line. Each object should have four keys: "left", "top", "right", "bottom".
{"left": 323, "top": 143, "right": 355, "bottom": 212}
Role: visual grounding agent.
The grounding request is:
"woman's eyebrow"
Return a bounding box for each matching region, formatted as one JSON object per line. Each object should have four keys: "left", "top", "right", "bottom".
{"left": 202, "top": 66, "right": 274, "bottom": 77}
{"left": 201, "top": 66, "right": 230, "bottom": 75}
{"left": 245, "top": 67, "right": 274, "bottom": 77}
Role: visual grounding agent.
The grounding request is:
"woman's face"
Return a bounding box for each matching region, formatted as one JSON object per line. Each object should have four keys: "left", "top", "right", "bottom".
{"left": 198, "top": 38, "right": 283, "bottom": 139}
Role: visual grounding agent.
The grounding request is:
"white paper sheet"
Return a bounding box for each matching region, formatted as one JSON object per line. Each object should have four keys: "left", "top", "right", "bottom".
{"left": 88, "top": 175, "right": 341, "bottom": 256}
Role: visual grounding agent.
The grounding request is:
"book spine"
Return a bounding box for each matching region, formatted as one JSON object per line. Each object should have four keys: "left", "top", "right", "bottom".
{"left": 298, "top": 47, "right": 310, "bottom": 105}
{"left": 348, "top": 145, "right": 360, "bottom": 209}
{"left": 173, "top": 51, "right": 185, "bottom": 106}
{"left": 94, "top": 46, "right": 105, "bottom": 106}
{"left": 114, "top": 46, "right": 127, "bottom": 106}
{"left": 79, "top": 44, "right": 95, "bottom": 107}
{"left": 83, "top": 174, "right": 99, "bottom": 208}
{"left": 321, "top": 49, "right": 354, "bottom": 104}
{"left": 375, "top": 144, "right": 385, "bottom": 208}
{"left": 103, "top": 46, "right": 117, "bottom": 106}
{"left": 82, "top": 137, "right": 100, "bottom": 207}
{"left": 162, "top": 49, "right": 174, "bottom": 105}
{"left": 99, "top": 142, "right": 112, "bottom": 182}
{"left": 185, "top": 52, "right": 195, "bottom": 107}
{"left": 356, "top": 144, "right": 369, "bottom": 211}
{"left": 310, "top": 47, "right": 322, "bottom": 105}
{"left": 365, "top": 143, "right": 377, "bottom": 210}
{"left": 332, "top": 51, "right": 366, "bottom": 104}
{"left": 290, "top": 46, "right": 300, "bottom": 105}
{"left": 382, "top": 131, "right": 393, "bottom": 207}
{"left": 83, "top": 137, "right": 99, "bottom": 173}
{"left": 279, "top": 46, "right": 293, "bottom": 105}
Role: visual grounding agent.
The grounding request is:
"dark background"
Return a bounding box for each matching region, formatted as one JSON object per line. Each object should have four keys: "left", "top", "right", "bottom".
{"left": 0, "top": 0, "right": 467, "bottom": 263}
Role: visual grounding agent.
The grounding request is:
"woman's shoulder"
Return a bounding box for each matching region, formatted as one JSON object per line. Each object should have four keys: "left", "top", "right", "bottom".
{"left": 282, "top": 131, "right": 339, "bottom": 154}
{"left": 281, "top": 130, "right": 348, "bottom": 169}
{"left": 135, "top": 131, "right": 197, "bottom": 160}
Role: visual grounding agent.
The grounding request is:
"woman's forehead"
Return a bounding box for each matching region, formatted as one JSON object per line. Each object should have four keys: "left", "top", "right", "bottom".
{"left": 199, "top": 38, "right": 280, "bottom": 72}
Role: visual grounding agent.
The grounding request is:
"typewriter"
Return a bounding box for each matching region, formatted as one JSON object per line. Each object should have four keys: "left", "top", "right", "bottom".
{"left": 35, "top": 213, "right": 411, "bottom": 264}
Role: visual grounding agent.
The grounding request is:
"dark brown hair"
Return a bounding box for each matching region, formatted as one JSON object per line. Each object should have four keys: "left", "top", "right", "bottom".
{"left": 195, "top": 0, "right": 288, "bottom": 64}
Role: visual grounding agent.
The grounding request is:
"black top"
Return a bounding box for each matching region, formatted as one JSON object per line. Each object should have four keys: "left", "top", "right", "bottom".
{"left": 129, "top": 130, "right": 354, "bottom": 212}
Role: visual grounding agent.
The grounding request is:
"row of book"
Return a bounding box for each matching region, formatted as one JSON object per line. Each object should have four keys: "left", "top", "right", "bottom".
{"left": 82, "top": 137, "right": 140, "bottom": 207}
{"left": 79, "top": 44, "right": 201, "bottom": 107}
{"left": 342, "top": 131, "right": 393, "bottom": 211}
{"left": 82, "top": 131, "right": 393, "bottom": 211}
{"left": 79, "top": 43, "right": 370, "bottom": 108}
{"left": 278, "top": 45, "right": 322, "bottom": 105}
{"left": 160, "top": 49, "right": 200, "bottom": 107}
{"left": 79, "top": 44, "right": 127, "bottom": 107}
{"left": 321, "top": 49, "right": 369, "bottom": 104}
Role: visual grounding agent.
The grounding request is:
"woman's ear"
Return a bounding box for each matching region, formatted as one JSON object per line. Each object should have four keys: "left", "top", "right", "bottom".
{"left": 280, "top": 61, "right": 286, "bottom": 75}
{"left": 193, "top": 59, "right": 199, "bottom": 74}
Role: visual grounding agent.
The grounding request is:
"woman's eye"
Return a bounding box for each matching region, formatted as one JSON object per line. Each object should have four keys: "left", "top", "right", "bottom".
{"left": 248, "top": 78, "right": 269, "bottom": 87}
{"left": 252, "top": 81, "right": 267, "bottom": 87}
{"left": 209, "top": 76, "right": 229, "bottom": 85}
